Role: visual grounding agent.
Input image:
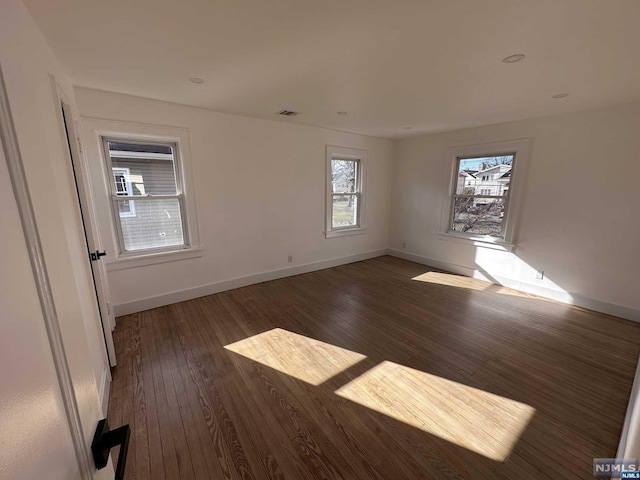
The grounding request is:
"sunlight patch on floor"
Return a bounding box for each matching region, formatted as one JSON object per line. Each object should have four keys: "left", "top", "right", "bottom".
{"left": 413, "top": 271, "right": 492, "bottom": 290}
{"left": 224, "top": 328, "right": 366, "bottom": 386}
{"left": 335, "top": 361, "right": 535, "bottom": 461}
{"left": 412, "top": 271, "right": 547, "bottom": 300}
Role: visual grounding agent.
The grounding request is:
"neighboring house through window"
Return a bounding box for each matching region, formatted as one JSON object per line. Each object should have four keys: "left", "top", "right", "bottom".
{"left": 112, "top": 167, "right": 135, "bottom": 217}
{"left": 103, "top": 139, "right": 189, "bottom": 254}
{"left": 450, "top": 155, "right": 514, "bottom": 237}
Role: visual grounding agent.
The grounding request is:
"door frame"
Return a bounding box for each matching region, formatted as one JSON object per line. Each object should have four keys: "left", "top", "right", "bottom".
{"left": 0, "top": 64, "right": 98, "bottom": 480}
{"left": 51, "top": 77, "right": 117, "bottom": 373}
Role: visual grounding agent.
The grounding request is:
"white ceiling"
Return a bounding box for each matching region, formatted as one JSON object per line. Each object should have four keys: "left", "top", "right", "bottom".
{"left": 25, "top": 0, "right": 640, "bottom": 138}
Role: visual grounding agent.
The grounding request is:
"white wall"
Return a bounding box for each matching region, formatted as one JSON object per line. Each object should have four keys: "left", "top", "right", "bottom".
{"left": 0, "top": 1, "right": 111, "bottom": 478}
{"left": 75, "top": 88, "right": 393, "bottom": 313}
{"left": 390, "top": 101, "right": 640, "bottom": 317}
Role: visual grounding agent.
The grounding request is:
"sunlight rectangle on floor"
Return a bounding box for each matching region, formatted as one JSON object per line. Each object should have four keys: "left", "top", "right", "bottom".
{"left": 224, "top": 328, "right": 367, "bottom": 386}
{"left": 335, "top": 360, "right": 535, "bottom": 461}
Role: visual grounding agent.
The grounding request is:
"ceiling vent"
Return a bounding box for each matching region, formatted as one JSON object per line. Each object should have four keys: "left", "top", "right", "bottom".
{"left": 277, "top": 109, "right": 300, "bottom": 116}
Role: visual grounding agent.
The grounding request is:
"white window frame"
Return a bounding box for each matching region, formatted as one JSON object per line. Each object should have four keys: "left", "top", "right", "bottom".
{"left": 81, "top": 118, "right": 202, "bottom": 270}
{"left": 325, "top": 145, "right": 367, "bottom": 239}
{"left": 102, "top": 137, "right": 190, "bottom": 256}
{"left": 439, "top": 138, "right": 530, "bottom": 251}
{"left": 111, "top": 167, "right": 136, "bottom": 218}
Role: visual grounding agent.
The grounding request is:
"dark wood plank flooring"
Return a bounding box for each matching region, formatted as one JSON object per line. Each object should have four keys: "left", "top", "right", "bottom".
{"left": 109, "top": 256, "right": 640, "bottom": 479}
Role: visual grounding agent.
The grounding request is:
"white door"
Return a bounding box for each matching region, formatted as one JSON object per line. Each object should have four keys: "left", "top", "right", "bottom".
{"left": 0, "top": 68, "right": 115, "bottom": 479}
{"left": 59, "top": 98, "right": 117, "bottom": 367}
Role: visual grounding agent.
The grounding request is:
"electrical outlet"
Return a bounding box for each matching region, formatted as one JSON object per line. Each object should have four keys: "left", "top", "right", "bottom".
{"left": 288, "top": 255, "right": 293, "bottom": 263}
{"left": 536, "top": 270, "right": 544, "bottom": 280}
{"left": 402, "top": 242, "right": 406, "bottom": 249}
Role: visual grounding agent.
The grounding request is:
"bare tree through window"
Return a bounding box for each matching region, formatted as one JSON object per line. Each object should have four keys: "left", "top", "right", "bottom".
{"left": 331, "top": 159, "right": 359, "bottom": 228}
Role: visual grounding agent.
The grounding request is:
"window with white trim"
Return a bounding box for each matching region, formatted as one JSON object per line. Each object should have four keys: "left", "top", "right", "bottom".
{"left": 325, "top": 146, "right": 367, "bottom": 238}
{"left": 441, "top": 139, "right": 529, "bottom": 249}
{"left": 103, "top": 139, "right": 189, "bottom": 254}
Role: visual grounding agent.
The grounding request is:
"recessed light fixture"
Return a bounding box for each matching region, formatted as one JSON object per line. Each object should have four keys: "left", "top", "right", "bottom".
{"left": 502, "top": 54, "right": 526, "bottom": 64}
{"left": 552, "top": 93, "right": 570, "bottom": 99}
{"left": 189, "top": 77, "right": 204, "bottom": 84}
{"left": 403, "top": 127, "right": 413, "bottom": 130}
{"left": 337, "top": 111, "right": 348, "bottom": 116}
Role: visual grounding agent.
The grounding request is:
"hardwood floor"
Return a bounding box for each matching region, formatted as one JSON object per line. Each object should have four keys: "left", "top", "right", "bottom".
{"left": 109, "top": 256, "right": 640, "bottom": 479}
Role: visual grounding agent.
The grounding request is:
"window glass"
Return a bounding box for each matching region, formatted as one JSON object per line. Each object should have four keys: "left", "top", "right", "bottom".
{"left": 117, "top": 198, "right": 184, "bottom": 251}
{"left": 331, "top": 159, "right": 357, "bottom": 193}
{"left": 332, "top": 195, "right": 358, "bottom": 228}
{"left": 330, "top": 158, "right": 359, "bottom": 229}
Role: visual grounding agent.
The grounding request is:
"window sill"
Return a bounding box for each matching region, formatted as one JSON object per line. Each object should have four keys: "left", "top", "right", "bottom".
{"left": 105, "top": 246, "right": 204, "bottom": 271}
{"left": 437, "top": 232, "right": 514, "bottom": 252}
{"left": 325, "top": 227, "right": 367, "bottom": 239}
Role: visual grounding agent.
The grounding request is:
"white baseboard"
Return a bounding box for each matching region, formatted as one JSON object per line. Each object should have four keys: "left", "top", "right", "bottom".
{"left": 387, "top": 249, "right": 476, "bottom": 277}
{"left": 113, "top": 246, "right": 639, "bottom": 322}
{"left": 113, "top": 249, "right": 388, "bottom": 316}
{"left": 98, "top": 365, "right": 111, "bottom": 416}
{"left": 387, "top": 249, "right": 640, "bottom": 322}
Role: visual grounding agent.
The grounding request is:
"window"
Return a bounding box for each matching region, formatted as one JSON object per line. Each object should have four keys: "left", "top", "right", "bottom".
{"left": 103, "top": 139, "right": 189, "bottom": 254}
{"left": 331, "top": 159, "right": 359, "bottom": 227}
{"left": 449, "top": 155, "right": 514, "bottom": 238}
{"left": 325, "top": 146, "right": 366, "bottom": 238}
{"left": 112, "top": 167, "right": 136, "bottom": 217}
{"left": 440, "top": 139, "right": 530, "bottom": 250}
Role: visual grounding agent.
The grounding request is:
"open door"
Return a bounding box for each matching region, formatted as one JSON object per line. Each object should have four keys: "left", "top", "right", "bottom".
{"left": 57, "top": 92, "right": 117, "bottom": 368}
